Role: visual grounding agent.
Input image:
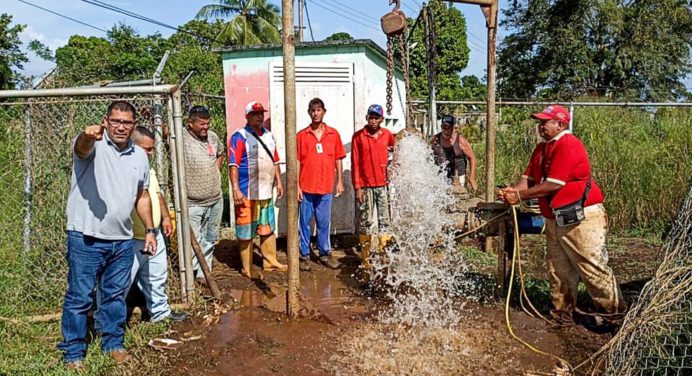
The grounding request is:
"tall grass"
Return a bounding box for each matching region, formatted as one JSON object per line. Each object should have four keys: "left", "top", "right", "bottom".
{"left": 466, "top": 106, "right": 692, "bottom": 234}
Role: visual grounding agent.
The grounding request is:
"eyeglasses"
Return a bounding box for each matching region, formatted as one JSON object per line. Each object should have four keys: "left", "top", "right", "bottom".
{"left": 107, "top": 118, "right": 136, "bottom": 128}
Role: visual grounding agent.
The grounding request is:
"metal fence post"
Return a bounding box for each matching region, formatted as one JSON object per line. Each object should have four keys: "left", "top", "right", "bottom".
{"left": 167, "top": 96, "right": 188, "bottom": 302}
{"left": 153, "top": 97, "right": 165, "bottom": 187}
{"left": 170, "top": 89, "right": 196, "bottom": 302}
{"left": 568, "top": 103, "right": 574, "bottom": 132}
{"left": 22, "top": 104, "right": 33, "bottom": 257}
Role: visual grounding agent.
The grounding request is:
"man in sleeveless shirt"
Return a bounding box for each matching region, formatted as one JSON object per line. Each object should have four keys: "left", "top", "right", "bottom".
{"left": 431, "top": 115, "right": 478, "bottom": 192}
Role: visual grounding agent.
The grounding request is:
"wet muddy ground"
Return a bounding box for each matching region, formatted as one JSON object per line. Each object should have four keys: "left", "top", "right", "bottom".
{"left": 157, "top": 235, "right": 661, "bottom": 376}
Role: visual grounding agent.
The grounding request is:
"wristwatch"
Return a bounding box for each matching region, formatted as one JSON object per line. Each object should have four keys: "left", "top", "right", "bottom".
{"left": 145, "top": 228, "right": 157, "bottom": 235}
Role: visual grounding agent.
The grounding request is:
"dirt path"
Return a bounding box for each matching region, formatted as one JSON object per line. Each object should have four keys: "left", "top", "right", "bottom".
{"left": 158, "top": 237, "right": 656, "bottom": 375}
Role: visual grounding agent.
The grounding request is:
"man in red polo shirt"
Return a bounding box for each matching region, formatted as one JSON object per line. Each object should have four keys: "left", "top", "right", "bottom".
{"left": 297, "top": 98, "right": 346, "bottom": 271}
{"left": 499, "top": 104, "right": 625, "bottom": 326}
{"left": 351, "top": 104, "right": 396, "bottom": 272}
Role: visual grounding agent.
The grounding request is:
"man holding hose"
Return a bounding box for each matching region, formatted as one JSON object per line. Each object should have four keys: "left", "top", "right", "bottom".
{"left": 498, "top": 104, "right": 625, "bottom": 326}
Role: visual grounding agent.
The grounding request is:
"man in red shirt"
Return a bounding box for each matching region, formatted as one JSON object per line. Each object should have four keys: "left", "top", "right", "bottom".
{"left": 351, "top": 104, "right": 396, "bottom": 273}
{"left": 499, "top": 105, "right": 625, "bottom": 326}
{"left": 297, "top": 98, "right": 346, "bottom": 271}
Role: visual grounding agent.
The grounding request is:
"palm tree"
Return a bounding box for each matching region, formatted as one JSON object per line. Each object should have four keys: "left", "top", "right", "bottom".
{"left": 196, "top": 0, "right": 281, "bottom": 47}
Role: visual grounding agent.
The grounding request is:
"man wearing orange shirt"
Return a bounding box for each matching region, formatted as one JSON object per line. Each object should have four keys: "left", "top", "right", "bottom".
{"left": 297, "top": 98, "right": 346, "bottom": 271}
{"left": 351, "top": 104, "right": 395, "bottom": 271}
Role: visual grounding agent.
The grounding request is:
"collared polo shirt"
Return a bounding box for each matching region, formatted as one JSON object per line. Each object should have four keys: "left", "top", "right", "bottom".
{"left": 351, "top": 126, "right": 395, "bottom": 190}
{"left": 523, "top": 130, "right": 604, "bottom": 219}
{"left": 66, "top": 131, "right": 150, "bottom": 240}
{"left": 297, "top": 123, "right": 346, "bottom": 195}
{"left": 228, "top": 125, "right": 280, "bottom": 200}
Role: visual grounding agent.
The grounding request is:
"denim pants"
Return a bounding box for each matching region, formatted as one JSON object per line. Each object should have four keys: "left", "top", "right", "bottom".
{"left": 58, "top": 231, "right": 134, "bottom": 362}
{"left": 299, "top": 193, "right": 333, "bottom": 258}
{"left": 189, "top": 198, "right": 223, "bottom": 279}
{"left": 125, "top": 229, "right": 171, "bottom": 322}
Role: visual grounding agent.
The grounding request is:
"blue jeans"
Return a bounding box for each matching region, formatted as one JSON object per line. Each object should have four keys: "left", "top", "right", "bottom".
{"left": 125, "top": 230, "right": 171, "bottom": 322}
{"left": 189, "top": 198, "right": 223, "bottom": 279}
{"left": 299, "top": 193, "right": 333, "bottom": 258}
{"left": 58, "top": 231, "right": 134, "bottom": 363}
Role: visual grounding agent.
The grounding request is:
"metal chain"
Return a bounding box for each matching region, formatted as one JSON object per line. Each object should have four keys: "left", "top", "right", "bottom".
{"left": 386, "top": 36, "right": 395, "bottom": 116}
{"left": 398, "top": 33, "right": 412, "bottom": 126}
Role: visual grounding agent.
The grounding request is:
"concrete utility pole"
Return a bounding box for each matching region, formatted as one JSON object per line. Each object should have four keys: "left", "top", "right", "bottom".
{"left": 448, "top": 0, "right": 498, "bottom": 202}
{"left": 297, "top": 0, "right": 304, "bottom": 43}
{"left": 282, "top": 0, "right": 301, "bottom": 317}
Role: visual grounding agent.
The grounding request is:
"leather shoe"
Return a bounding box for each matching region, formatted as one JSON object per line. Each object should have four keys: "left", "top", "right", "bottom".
{"left": 319, "top": 255, "right": 341, "bottom": 269}
{"left": 108, "top": 349, "right": 131, "bottom": 364}
{"left": 299, "top": 257, "right": 311, "bottom": 271}
{"left": 66, "top": 360, "right": 85, "bottom": 371}
{"left": 166, "top": 311, "right": 187, "bottom": 322}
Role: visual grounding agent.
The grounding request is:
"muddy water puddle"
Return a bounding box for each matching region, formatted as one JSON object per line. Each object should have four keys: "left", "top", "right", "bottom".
{"left": 162, "top": 261, "right": 601, "bottom": 376}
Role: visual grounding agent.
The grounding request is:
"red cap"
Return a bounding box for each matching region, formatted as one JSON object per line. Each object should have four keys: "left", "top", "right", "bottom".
{"left": 245, "top": 101, "right": 268, "bottom": 115}
{"left": 531, "top": 105, "right": 571, "bottom": 124}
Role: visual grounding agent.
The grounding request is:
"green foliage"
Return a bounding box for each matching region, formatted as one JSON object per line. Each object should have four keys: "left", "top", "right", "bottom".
{"left": 408, "top": 1, "right": 470, "bottom": 102}
{"left": 498, "top": 0, "right": 692, "bottom": 100}
{"left": 163, "top": 20, "right": 226, "bottom": 94}
{"left": 196, "top": 0, "right": 281, "bottom": 46}
{"left": 459, "top": 75, "right": 486, "bottom": 100}
{"left": 470, "top": 106, "right": 692, "bottom": 233}
{"left": 0, "top": 14, "right": 28, "bottom": 90}
{"left": 27, "top": 40, "right": 54, "bottom": 63}
{"left": 54, "top": 24, "right": 169, "bottom": 85}
{"left": 325, "top": 32, "right": 354, "bottom": 41}
{"left": 52, "top": 21, "right": 224, "bottom": 95}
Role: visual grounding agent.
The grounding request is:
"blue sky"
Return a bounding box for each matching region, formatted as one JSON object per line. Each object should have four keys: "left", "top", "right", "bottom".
{"left": 6, "top": 0, "right": 507, "bottom": 81}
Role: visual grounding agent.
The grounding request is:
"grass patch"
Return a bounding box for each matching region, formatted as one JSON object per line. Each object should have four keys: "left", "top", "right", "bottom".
{"left": 0, "top": 319, "right": 171, "bottom": 375}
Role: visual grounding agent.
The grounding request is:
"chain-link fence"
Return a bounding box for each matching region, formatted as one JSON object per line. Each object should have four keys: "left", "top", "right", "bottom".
{"left": 592, "top": 182, "right": 692, "bottom": 375}
{"left": 416, "top": 102, "right": 692, "bottom": 233}
{"left": 0, "top": 85, "right": 194, "bottom": 318}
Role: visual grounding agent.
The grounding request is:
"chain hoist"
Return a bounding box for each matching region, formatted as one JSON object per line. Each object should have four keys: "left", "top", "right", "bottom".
{"left": 381, "top": 0, "right": 410, "bottom": 120}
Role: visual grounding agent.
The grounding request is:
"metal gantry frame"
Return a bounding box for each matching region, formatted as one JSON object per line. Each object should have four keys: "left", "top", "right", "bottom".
{"left": 446, "top": 0, "right": 498, "bottom": 202}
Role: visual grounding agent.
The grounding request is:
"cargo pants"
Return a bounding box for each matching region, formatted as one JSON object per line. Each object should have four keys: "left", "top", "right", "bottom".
{"left": 545, "top": 204, "right": 626, "bottom": 318}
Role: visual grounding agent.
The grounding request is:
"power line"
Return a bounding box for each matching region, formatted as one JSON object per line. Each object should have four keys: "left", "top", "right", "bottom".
{"left": 400, "top": 0, "right": 418, "bottom": 14}
{"left": 79, "top": 0, "right": 205, "bottom": 40}
{"left": 16, "top": 0, "right": 106, "bottom": 33}
{"left": 304, "top": 0, "right": 316, "bottom": 42}
{"left": 309, "top": 0, "right": 381, "bottom": 32}
{"left": 322, "top": 0, "right": 380, "bottom": 24}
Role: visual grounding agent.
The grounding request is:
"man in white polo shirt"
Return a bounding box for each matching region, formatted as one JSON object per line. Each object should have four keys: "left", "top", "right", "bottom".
{"left": 499, "top": 104, "right": 625, "bottom": 326}
{"left": 59, "top": 101, "right": 155, "bottom": 370}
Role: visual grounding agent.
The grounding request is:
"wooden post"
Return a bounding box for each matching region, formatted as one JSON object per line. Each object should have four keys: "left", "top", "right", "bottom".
{"left": 297, "top": 0, "right": 304, "bottom": 43}
{"left": 282, "top": 0, "right": 301, "bottom": 318}
{"left": 485, "top": 9, "right": 497, "bottom": 203}
{"left": 447, "top": 0, "right": 498, "bottom": 201}
{"left": 189, "top": 226, "right": 221, "bottom": 300}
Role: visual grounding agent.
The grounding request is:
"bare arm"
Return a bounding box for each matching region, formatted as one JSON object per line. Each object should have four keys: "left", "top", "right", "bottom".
{"left": 216, "top": 155, "right": 225, "bottom": 170}
{"left": 74, "top": 122, "right": 106, "bottom": 159}
{"left": 501, "top": 180, "right": 561, "bottom": 205}
{"left": 158, "top": 192, "right": 172, "bottom": 237}
{"left": 230, "top": 166, "right": 245, "bottom": 207}
{"left": 135, "top": 189, "right": 157, "bottom": 254}
{"left": 457, "top": 136, "right": 478, "bottom": 190}
{"left": 335, "top": 159, "right": 344, "bottom": 197}
{"left": 274, "top": 164, "right": 284, "bottom": 199}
